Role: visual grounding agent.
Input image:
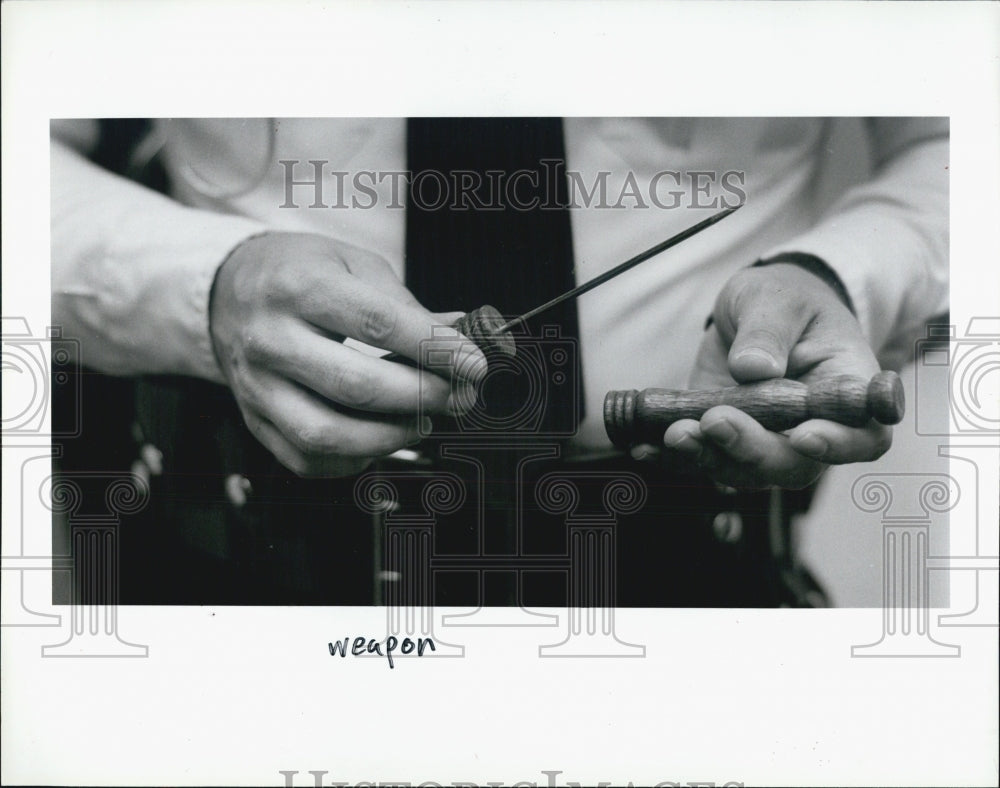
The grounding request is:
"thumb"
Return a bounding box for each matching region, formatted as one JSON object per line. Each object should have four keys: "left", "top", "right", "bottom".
{"left": 434, "top": 311, "right": 469, "bottom": 327}
{"left": 725, "top": 307, "right": 807, "bottom": 384}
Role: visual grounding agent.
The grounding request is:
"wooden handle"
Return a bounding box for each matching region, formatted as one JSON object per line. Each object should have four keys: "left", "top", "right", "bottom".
{"left": 380, "top": 304, "right": 515, "bottom": 368}
{"left": 604, "top": 371, "right": 905, "bottom": 448}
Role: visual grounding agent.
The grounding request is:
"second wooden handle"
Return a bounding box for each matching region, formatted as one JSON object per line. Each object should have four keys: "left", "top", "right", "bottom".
{"left": 604, "top": 371, "right": 904, "bottom": 448}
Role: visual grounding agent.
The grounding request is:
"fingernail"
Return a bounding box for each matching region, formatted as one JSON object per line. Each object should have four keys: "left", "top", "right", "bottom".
{"left": 704, "top": 418, "right": 738, "bottom": 447}
{"left": 630, "top": 444, "right": 655, "bottom": 461}
{"left": 734, "top": 348, "right": 779, "bottom": 370}
{"left": 794, "top": 433, "right": 827, "bottom": 458}
{"left": 664, "top": 433, "right": 700, "bottom": 453}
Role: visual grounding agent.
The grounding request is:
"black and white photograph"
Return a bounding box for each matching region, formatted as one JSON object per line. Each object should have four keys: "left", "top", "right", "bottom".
{"left": 48, "top": 115, "right": 947, "bottom": 610}
{"left": 3, "top": 2, "right": 998, "bottom": 787}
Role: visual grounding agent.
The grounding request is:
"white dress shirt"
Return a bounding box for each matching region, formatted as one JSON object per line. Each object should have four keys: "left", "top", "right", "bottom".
{"left": 51, "top": 118, "right": 948, "bottom": 451}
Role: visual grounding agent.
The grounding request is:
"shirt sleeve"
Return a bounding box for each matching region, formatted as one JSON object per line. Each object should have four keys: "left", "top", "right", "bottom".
{"left": 51, "top": 138, "right": 267, "bottom": 383}
{"left": 762, "top": 117, "right": 949, "bottom": 369}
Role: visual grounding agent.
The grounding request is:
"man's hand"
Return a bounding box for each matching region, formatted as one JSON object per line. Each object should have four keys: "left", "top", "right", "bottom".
{"left": 210, "top": 232, "right": 487, "bottom": 477}
{"left": 650, "top": 262, "right": 893, "bottom": 489}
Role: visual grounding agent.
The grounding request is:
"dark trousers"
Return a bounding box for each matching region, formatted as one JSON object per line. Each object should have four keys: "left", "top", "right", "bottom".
{"left": 55, "top": 374, "right": 826, "bottom": 608}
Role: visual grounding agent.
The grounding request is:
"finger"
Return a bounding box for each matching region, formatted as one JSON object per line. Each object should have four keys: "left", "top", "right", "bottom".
{"left": 676, "top": 439, "right": 822, "bottom": 490}
{"left": 242, "top": 409, "right": 375, "bottom": 477}
{"left": 700, "top": 406, "right": 794, "bottom": 465}
{"left": 660, "top": 419, "right": 713, "bottom": 473}
{"left": 712, "top": 272, "right": 811, "bottom": 383}
{"left": 663, "top": 419, "right": 705, "bottom": 454}
{"left": 698, "top": 406, "right": 826, "bottom": 488}
{"left": 788, "top": 419, "right": 893, "bottom": 464}
{"left": 629, "top": 443, "right": 661, "bottom": 462}
{"left": 337, "top": 244, "right": 422, "bottom": 308}
{"left": 661, "top": 425, "right": 759, "bottom": 484}
{"left": 726, "top": 308, "right": 808, "bottom": 383}
{"left": 299, "top": 272, "right": 488, "bottom": 385}
{"left": 788, "top": 329, "right": 882, "bottom": 382}
{"left": 248, "top": 373, "right": 427, "bottom": 458}
{"left": 664, "top": 418, "right": 728, "bottom": 472}
{"left": 434, "top": 311, "right": 468, "bottom": 325}
{"left": 429, "top": 310, "right": 490, "bottom": 393}
{"left": 257, "top": 323, "right": 474, "bottom": 415}
{"left": 662, "top": 417, "right": 793, "bottom": 489}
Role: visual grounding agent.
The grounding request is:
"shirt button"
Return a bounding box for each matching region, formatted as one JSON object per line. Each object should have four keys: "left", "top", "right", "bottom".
{"left": 712, "top": 511, "right": 743, "bottom": 544}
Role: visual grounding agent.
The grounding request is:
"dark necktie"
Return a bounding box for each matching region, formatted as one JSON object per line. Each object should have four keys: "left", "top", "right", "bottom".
{"left": 405, "top": 117, "right": 582, "bottom": 435}
{"left": 404, "top": 118, "right": 583, "bottom": 605}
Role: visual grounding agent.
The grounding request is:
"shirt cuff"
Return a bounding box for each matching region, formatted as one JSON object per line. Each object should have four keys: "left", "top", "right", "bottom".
{"left": 703, "top": 253, "right": 854, "bottom": 331}
{"left": 159, "top": 214, "right": 266, "bottom": 383}
{"left": 753, "top": 253, "right": 856, "bottom": 314}
{"left": 52, "top": 140, "right": 269, "bottom": 382}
